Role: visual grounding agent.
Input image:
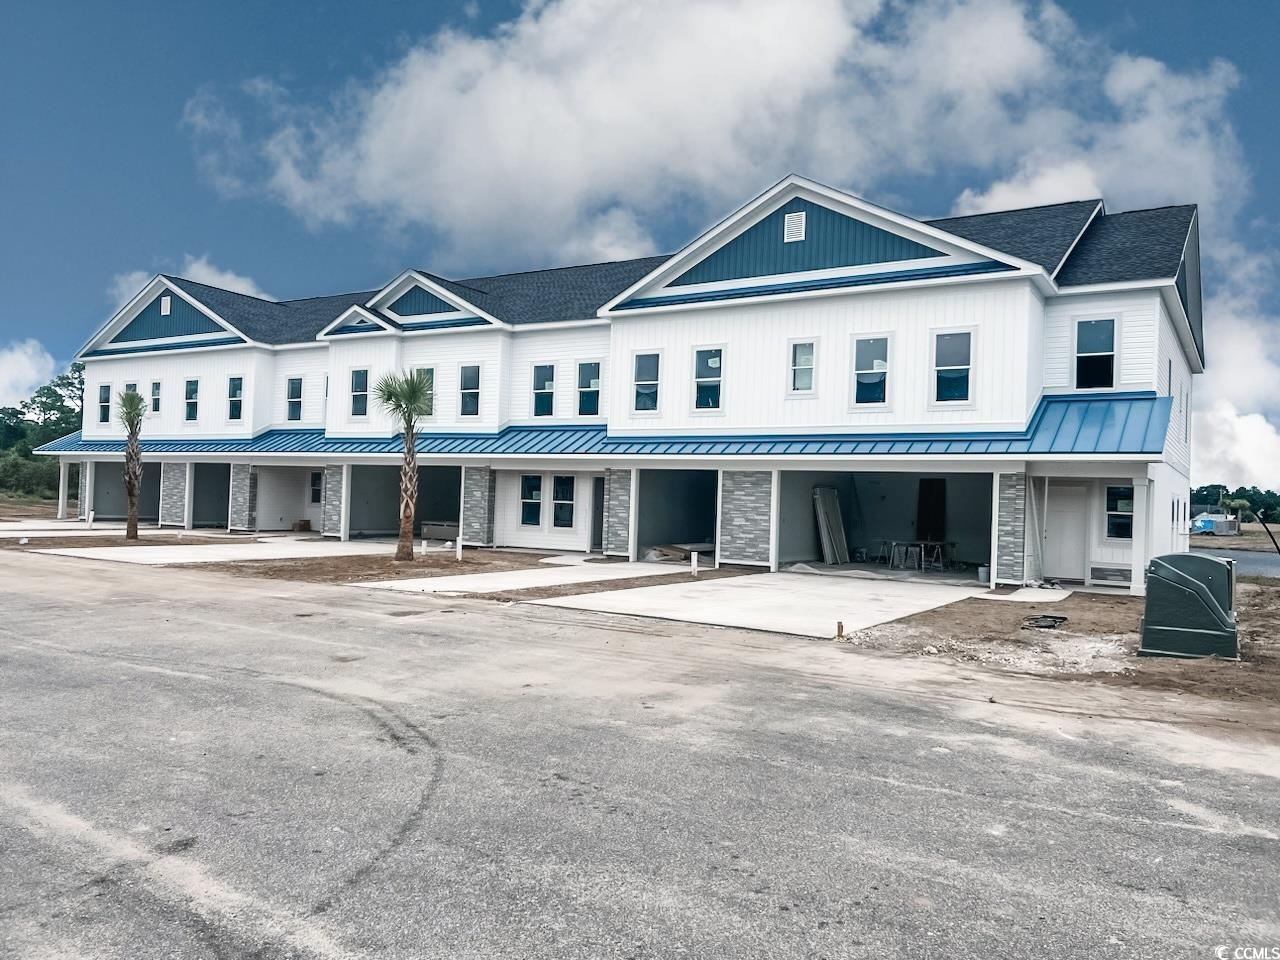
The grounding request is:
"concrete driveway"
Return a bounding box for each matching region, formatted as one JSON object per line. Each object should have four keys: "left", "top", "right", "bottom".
{"left": 533, "top": 571, "right": 986, "bottom": 637}
{"left": 361, "top": 559, "right": 678, "bottom": 594}
{"left": 2, "top": 551, "right": 1277, "bottom": 958}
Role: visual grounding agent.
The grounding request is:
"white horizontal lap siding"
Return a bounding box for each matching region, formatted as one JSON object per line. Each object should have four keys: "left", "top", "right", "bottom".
{"left": 80, "top": 347, "right": 268, "bottom": 440}
{"left": 272, "top": 347, "right": 330, "bottom": 430}
{"left": 493, "top": 469, "right": 593, "bottom": 551}
{"left": 1043, "top": 289, "right": 1159, "bottom": 392}
{"left": 607, "top": 279, "right": 1036, "bottom": 434}
{"left": 507, "top": 326, "right": 610, "bottom": 423}
{"left": 400, "top": 330, "right": 504, "bottom": 432}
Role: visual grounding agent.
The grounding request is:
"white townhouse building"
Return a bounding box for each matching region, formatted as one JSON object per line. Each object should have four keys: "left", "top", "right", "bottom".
{"left": 39, "top": 176, "right": 1203, "bottom": 594}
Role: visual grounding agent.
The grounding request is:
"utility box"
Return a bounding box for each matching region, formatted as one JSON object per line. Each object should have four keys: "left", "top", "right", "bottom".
{"left": 1138, "top": 554, "right": 1238, "bottom": 660}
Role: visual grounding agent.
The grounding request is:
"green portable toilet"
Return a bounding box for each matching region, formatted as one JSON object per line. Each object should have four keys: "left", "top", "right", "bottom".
{"left": 1138, "top": 553, "right": 1238, "bottom": 660}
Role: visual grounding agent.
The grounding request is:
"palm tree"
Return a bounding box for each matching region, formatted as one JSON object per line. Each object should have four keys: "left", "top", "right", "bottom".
{"left": 375, "top": 370, "right": 434, "bottom": 561}
{"left": 117, "top": 388, "right": 146, "bottom": 541}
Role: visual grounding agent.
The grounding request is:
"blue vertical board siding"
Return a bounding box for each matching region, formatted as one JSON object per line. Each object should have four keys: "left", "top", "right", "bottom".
{"left": 389, "top": 286, "right": 457, "bottom": 316}
{"left": 110, "top": 292, "right": 224, "bottom": 342}
{"left": 670, "top": 197, "right": 948, "bottom": 287}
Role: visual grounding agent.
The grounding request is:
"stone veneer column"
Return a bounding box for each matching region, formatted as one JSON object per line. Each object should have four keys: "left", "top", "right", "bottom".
{"left": 995, "top": 471, "right": 1027, "bottom": 584}
{"left": 77, "top": 461, "right": 89, "bottom": 520}
{"left": 601, "top": 468, "right": 633, "bottom": 557}
{"left": 718, "top": 470, "right": 774, "bottom": 566}
{"left": 321, "top": 464, "right": 345, "bottom": 538}
{"left": 228, "top": 464, "right": 257, "bottom": 531}
{"left": 460, "top": 466, "right": 496, "bottom": 546}
{"left": 159, "top": 462, "right": 188, "bottom": 527}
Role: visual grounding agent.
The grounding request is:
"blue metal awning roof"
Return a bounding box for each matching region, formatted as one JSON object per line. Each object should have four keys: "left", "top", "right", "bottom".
{"left": 37, "top": 392, "right": 1170, "bottom": 459}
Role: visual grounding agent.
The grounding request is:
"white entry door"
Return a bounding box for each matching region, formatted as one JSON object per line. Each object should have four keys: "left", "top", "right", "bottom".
{"left": 1043, "top": 483, "right": 1088, "bottom": 581}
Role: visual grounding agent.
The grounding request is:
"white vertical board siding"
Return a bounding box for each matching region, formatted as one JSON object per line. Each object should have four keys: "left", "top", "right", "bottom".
{"left": 80, "top": 346, "right": 271, "bottom": 440}
{"left": 507, "top": 326, "right": 610, "bottom": 423}
{"left": 321, "top": 337, "right": 403, "bottom": 436}
{"left": 607, "top": 279, "right": 1039, "bottom": 434}
{"left": 1157, "top": 300, "right": 1193, "bottom": 476}
{"left": 399, "top": 329, "right": 505, "bottom": 433}
{"left": 1042, "top": 289, "right": 1160, "bottom": 391}
{"left": 271, "top": 347, "right": 331, "bottom": 429}
{"left": 493, "top": 469, "right": 595, "bottom": 551}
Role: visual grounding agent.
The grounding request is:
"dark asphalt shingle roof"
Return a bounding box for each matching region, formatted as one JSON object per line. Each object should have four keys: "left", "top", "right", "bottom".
{"left": 162, "top": 201, "right": 1195, "bottom": 345}
{"left": 1053, "top": 205, "right": 1196, "bottom": 287}
{"left": 926, "top": 199, "right": 1101, "bottom": 273}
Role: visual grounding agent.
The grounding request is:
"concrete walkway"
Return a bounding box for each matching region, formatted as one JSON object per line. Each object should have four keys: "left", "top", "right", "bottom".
{"left": 360, "top": 560, "right": 678, "bottom": 595}
{"left": 34, "top": 534, "right": 391, "bottom": 565}
{"left": 531, "top": 572, "right": 987, "bottom": 637}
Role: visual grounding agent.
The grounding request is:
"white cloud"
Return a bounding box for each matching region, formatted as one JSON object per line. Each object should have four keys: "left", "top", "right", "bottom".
{"left": 108, "top": 256, "right": 273, "bottom": 311}
{"left": 0, "top": 339, "right": 57, "bottom": 408}
{"left": 1193, "top": 401, "right": 1280, "bottom": 490}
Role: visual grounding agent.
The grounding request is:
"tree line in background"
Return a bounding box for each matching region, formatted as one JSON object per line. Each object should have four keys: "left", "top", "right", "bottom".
{"left": 1191, "top": 484, "right": 1280, "bottom": 522}
{"left": 0, "top": 363, "right": 83, "bottom": 498}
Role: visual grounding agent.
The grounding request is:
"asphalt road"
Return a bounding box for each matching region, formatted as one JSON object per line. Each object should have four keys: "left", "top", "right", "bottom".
{"left": 1, "top": 552, "right": 1277, "bottom": 959}
{"left": 1193, "top": 545, "right": 1280, "bottom": 578}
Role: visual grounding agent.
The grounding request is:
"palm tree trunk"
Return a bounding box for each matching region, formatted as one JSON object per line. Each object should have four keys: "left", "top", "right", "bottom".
{"left": 124, "top": 433, "right": 142, "bottom": 541}
{"left": 396, "top": 425, "right": 417, "bottom": 561}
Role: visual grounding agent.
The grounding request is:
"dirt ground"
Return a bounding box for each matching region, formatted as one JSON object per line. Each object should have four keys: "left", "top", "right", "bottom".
{"left": 0, "top": 496, "right": 63, "bottom": 520}
{"left": 198, "top": 547, "right": 554, "bottom": 584}
{"left": 1191, "top": 521, "right": 1280, "bottom": 552}
{"left": 851, "top": 583, "right": 1280, "bottom": 703}
{"left": 1, "top": 533, "right": 250, "bottom": 550}
{"left": 471, "top": 565, "right": 752, "bottom": 602}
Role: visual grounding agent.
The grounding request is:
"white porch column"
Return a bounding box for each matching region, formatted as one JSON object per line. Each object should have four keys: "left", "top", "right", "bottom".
{"left": 183, "top": 462, "right": 195, "bottom": 530}
{"left": 83, "top": 462, "right": 96, "bottom": 523}
{"left": 1130, "top": 477, "right": 1150, "bottom": 596}
{"left": 768, "top": 468, "right": 781, "bottom": 572}
{"left": 56, "top": 460, "right": 69, "bottom": 519}
{"left": 339, "top": 463, "right": 352, "bottom": 542}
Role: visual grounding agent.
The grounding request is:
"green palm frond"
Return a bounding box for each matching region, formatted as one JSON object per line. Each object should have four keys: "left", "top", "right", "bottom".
{"left": 117, "top": 389, "right": 146, "bottom": 434}
{"left": 374, "top": 370, "right": 434, "bottom": 429}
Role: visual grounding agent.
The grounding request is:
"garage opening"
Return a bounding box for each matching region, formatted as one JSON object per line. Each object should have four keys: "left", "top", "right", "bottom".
{"left": 349, "top": 464, "right": 462, "bottom": 539}
{"left": 191, "top": 463, "right": 231, "bottom": 528}
{"left": 255, "top": 466, "right": 326, "bottom": 531}
{"left": 778, "top": 470, "right": 992, "bottom": 581}
{"left": 635, "top": 468, "right": 717, "bottom": 560}
{"left": 91, "top": 462, "right": 160, "bottom": 522}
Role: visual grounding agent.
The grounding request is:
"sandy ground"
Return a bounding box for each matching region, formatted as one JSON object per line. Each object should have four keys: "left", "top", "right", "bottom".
{"left": 850, "top": 584, "right": 1280, "bottom": 704}
{"left": 0, "top": 496, "right": 64, "bottom": 520}
{"left": 197, "top": 547, "right": 555, "bottom": 583}
{"left": 474, "top": 565, "right": 751, "bottom": 601}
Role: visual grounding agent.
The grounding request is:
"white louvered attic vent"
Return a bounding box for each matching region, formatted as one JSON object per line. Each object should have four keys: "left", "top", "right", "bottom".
{"left": 783, "top": 211, "right": 806, "bottom": 243}
{"left": 160, "top": 295, "right": 172, "bottom": 316}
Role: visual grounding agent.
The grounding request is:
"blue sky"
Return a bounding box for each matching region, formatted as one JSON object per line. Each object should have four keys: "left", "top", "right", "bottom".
{"left": 1, "top": 0, "right": 1277, "bottom": 483}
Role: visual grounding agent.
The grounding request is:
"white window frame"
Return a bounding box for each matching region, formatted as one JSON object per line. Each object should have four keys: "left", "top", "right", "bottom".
{"left": 160, "top": 295, "right": 172, "bottom": 316}
{"left": 350, "top": 368, "right": 370, "bottom": 419}
{"left": 551, "top": 474, "right": 576, "bottom": 529}
{"left": 519, "top": 474, "right": 542, "bottom": 527}
{"left": 227, "top": 376, "right": 246, "bottom": 423}
{"left": 1073, "top": 316, "right": 1118, "bottom": 391}
{"left": 1103, "top": 483, "right": 1135, "bottom": 543}
{"left": 97, "top": 383, "right": 111, "bottom": 424}
{"left": 850, "top": 332, "right": 893, "bottom": 410}
{"left": 786, "top": 338, "right": 817, "bottom": 397}
{"left": 459, "top": 363, "right": 481, "bottom": 418}
{"left": 183, "top": 379, "right": 200, "bottom": 423}
{"left": 692, "top": 344, "right": 725, "bottom": 414}
{"left": 150, "top": 380, "right": 161, "bottom": 415}
{"left": 410, "top": 366, "right": 436, "bottom": 418}
{"left": 631, "top": 350, "right": 662, "bottom": 416}
{"left": 285, "top": 376, "right": 302, "bottom": 422}
{"left": 576, "top": 360, "right": 602, "bottom": 417}
{"left": 929, "top": 327, "right": 976, "bottom": 408}
{"left": 309, "top": 470, "right": 324, "bottom": 505}
{"left": 532, "top": 363, "right": 556, "bottom": 418}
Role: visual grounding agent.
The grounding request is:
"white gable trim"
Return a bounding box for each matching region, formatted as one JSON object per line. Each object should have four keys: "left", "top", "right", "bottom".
{"left": 599, "top": 174, "right": 1049, "bottom": 316}
{"left": 316, "top": 305, "right": 398, "bottom": 339}
{"left": 1049, "top": 200, "right": 1104, "bottom": 278}
{"left": 75, "top": 276, "right": 252, "bottom": 359}
{"left": 366, "top": 270, "right": 507, "bottom": 329}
